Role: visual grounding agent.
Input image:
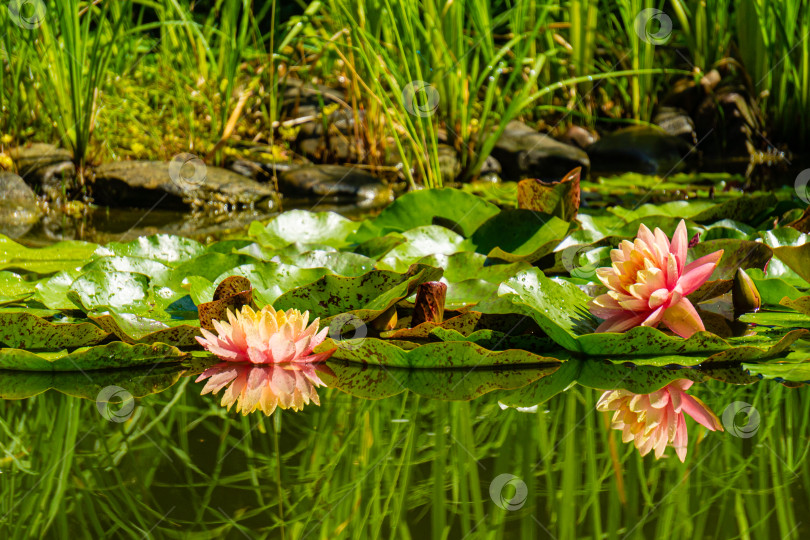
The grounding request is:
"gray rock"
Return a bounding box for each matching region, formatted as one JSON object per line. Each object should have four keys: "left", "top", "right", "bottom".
{"left": 492, "top": 121, "right": 590, "bottom": 181}
{"left": 91, "top": 160, "right": 278, "bottom": 211}
{"left": 587, "top": 126, "right": 695, "bottom": 175}
{"left": 227, "top": 158, "right": 300, "bottom": 182}
{"left": 278, "top": 165, "right": 392, "bottom": 204}
{"left": 0, "top": 172, "right": 41, "bottom": 238}
{"left": 559, "top": 125, "right": 598, "bottom": 149}
{"left": 9, "top": 143, "right": 75, "bottom": 199}
{"left": 654, "top": 106, "right": 696, "bottom": 143}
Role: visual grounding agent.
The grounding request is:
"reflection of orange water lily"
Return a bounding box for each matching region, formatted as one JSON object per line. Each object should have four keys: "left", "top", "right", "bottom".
{"left": 196, "top": 305, "right": 335, "bottom": 364}
{"left": 589, "top": 220, "right": 723, "bottom": 338}
{"left": 597, "top": 380, "right": 723, "bottom": 462}
{"left": 196, "top": 362, "right": 333, "bottom": 415}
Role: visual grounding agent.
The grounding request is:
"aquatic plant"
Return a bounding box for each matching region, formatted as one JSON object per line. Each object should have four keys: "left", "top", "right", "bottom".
{"left": 589, "top": 220, "right": 723, "bottom": 338}
{"left": 196, "top": 305, "right": 335, "bottom": 364}
{"left": 597, "top": 379, "right": 724, "bottom": 462}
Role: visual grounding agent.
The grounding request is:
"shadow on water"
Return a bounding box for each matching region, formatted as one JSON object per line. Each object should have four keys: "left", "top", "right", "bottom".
{"left": 1, "top": 357, "right": 808, "bottom": 539}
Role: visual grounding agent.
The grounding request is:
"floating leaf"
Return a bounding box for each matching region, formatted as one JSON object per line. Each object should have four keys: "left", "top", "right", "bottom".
{"left": 781, "top": 296, "right": 810, "bottom": 316}
{"left": 197, "top": 276, "right": 254, "bottom": 331}
{"left": 249, "top": 210, "right": 360, "bottom": 249}
{"left": 377, "top": 226, "right": 472, "bottom": 272}
{"left": 517, "top": 167, "right": 581, "bottom": 221}
{"left": 351, "top": 188, "right": 499, "bottom": 241}
{"left": 381, "top": 311, "right": 482, "bottom": 339}
{"left": 89, "top": 312, "right": 200, "bottom": 346}
{"left": 274, "top": 264, "right": 443, "bottom": 322}
{"left": 69, "top": 270, "right": 152, "bottom": 314}
{"left": 0, "top": 342, "right": 187, "bottom": 371}
{"left": 471, "top": 210, "right": 571, "bottom": 263}
{"left": 0, "top": 235, "right": 97, "bottom": 274}
{"left": 0, "top": 312, "right": 108, "bottom": 349}
{"left": 320, "top": 338, "right": 564, "bottom": 368}
{"left": 691, "top": 239, "right": 772, "bottom": 279}
{"left": 94, "top": 234, "right": 204, "bottom": 266}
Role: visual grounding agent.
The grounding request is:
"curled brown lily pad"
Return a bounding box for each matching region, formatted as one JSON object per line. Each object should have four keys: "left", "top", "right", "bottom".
{"left": 198, "top": 276, "right": 255, "bottom": 331}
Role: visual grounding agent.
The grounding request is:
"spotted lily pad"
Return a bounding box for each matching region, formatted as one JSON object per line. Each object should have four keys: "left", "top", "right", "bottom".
{"left": 319, "top": 337, "right": 564, "bottom": 368}
{"left": 274, "top": 264, "right": 443, "bottom": 323}
{"left": 0, "top": 342, "right": 187, "bottom": 371}
{"left": 0, "top": 312, "right": 109, "bottom": 349}
{"left": 89, "top": 311, "right": 200, "bottom": 346}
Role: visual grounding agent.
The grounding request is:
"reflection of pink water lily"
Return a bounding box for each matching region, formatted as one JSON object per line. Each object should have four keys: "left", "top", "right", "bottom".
{"left": 597, "top": 380, "right": 723, "bottom": 462}
{"left": 196, "top": 305, "right": 335, "bottom": 364}
{"left": 589, "top": 220, "right": 723, "bottom": 338}
{"left": 196, "top": 362, "right": 333, "bottom": 415}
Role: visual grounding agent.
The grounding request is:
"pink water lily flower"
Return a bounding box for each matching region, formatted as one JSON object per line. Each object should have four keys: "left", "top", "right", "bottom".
{"left": 597, "top": 380, "right": 723, "bottom": 462}
{"left": 589, "top": 220, "right": 723, "bottom": 338}
{"left": 196, "top": 305, "right": 335, "bottom": 364}
{"left": 197, "top": 362, "right": 332, "bottom": 415}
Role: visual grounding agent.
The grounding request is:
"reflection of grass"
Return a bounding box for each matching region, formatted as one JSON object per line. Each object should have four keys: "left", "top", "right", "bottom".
{"left": 0, "top": 375, "right": 808, "bottom": 538}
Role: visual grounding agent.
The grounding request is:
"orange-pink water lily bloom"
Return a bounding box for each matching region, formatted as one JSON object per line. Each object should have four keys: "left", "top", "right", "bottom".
{"left": 197, "top": 362, "right": 332, "bottom": 415}
{"left": 196, "top": 305, "right": 335, "bottom": 364}
{"left": 597, "top": 379, "right": 724, "bottom": 462}
{"left": 588, "top": 220, "right": 723, "bottom": 338}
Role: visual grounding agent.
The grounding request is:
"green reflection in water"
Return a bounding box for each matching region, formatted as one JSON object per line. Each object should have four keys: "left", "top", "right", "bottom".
{"left": 0, "top": 363, "right": 807, "bottom": 539}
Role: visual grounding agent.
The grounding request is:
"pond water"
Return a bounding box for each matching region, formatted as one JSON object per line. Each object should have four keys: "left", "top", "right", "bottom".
{"left": 2, "top": 359, "right": 807, "bottom": 539}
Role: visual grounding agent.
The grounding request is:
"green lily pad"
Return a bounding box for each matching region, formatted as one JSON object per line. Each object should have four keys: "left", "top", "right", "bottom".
{"left": 0, "top": 271, "right": 36, "bottom": 305}
{"left": 351, "top": 188, "right": 500, "bottom": 241}
{"left": 0, "top": 342, "right": 187, "bottom": 371}
{"left": 377, "top": 226, "right": 472, "bottom": 272}
{"left": 0, "top": 235, "right": 97, "bottom": 274}
{"left": 381, "top": 311, "right": 482, "bottom": 339}
{"left": 492, "top": 268, "right": 595, "bottom": 351}
{"left": 494, "top": 359, "right": 581, "bottom": 408}
{"left": 471, "top": 210, "right": 571, "bottom": 263}
{"left": 608, "top": 194, "right": 776, "bottom": 224}
{"left": 690, "top": 239, "right": 772, "bottom": 280}
{"left": 781, "top": 296, "right": 810, "bottom": 316}
{"left": 320, "top": 337, "right": 564, "bottom": 368}
{"left": 89, "top": 312, "right": 200, "bottom": 346}
{"left": 94, "top": 234, "right": 205, "bottom": 266}
{"left": 274, "top": 264, "right": 443, "bottom": 322}
{"left": 68, "top": 270, "right": 152, "bottom": 314}
{"left": 249, "top": 210, "right": 360, "bottom": 249}
{"left": 276, "top": 250, "right": 376, "bottom": 277}
{"left": 0, "top": 312, "right": 109, "bottom": 349}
